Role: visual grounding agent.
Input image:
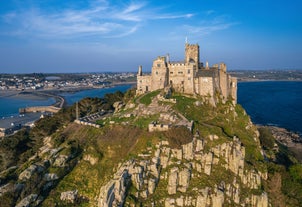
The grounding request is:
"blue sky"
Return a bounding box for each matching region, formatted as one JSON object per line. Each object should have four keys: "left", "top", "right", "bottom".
{"left": 0, "top": 0, "right": 301, "bottom": 73}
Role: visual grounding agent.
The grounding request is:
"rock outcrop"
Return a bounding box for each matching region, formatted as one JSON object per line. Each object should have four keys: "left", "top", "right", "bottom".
{"left": 98, "top": 135, "right": 268, "bottom": 207}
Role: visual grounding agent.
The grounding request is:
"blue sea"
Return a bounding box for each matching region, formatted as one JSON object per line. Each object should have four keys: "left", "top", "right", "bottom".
{"left": 237, "top": 81, "right": 302, "bottom": 134}
{"left": 0, "top": 85, "right": 133, "bottom": 118}
{"left": 60, "top": 84, "right": 132, "bottom": 106}
{"left": 0, "top": 82, "right": 301, "bottom": 134}
{"left": 0, "top": 96, "right": 56, "bottom": 118}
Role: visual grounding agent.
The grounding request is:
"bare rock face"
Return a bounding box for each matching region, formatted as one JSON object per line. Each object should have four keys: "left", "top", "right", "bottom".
{"left": 83, "top": 154, "right": 99, "bottom": 165}
{"left": 196, "top": 188, "right": 209, "bottom": 207}
{"left": 53, "top": 155, "right": 69, "bottom": 167}
{"left": 212, "top": 189, "right": 224, "bottom": 207}
{"left": 251, "top": 192, "right": 269, "bottom": 207}
{"left": 167, "top": 167, "right": 178, "bottom": 195}
{"left": 178, "top": 168, "right": 191, "bottom": 193}
{"left": 18, "top": 164, "right": 44, "bottom": 181}
{"left": 113, "top": 101, "right": 124, "bottom": 113}
{"left": 97, "top": 134, "right": 269, "bottom": 207}
{"left": 160, "top": 147, "right": 171, "bottom": 168}
{"left": 204, "top": 152, "right": 213, "bottom": 175}
{"left": 182, "top": 142, "right": 194, "bottom": 160}
{"left": 98, "top": 168, "right": 131, "bottom": 207}
{"left": 43, "top": 173, "right": 58, "bottom": 182}
{"left": 60, "top": 190, "right": 78, "bottom": 204}
{"left": 15, "top": 194, "right": 38, "bottom": 207}
{"left": 165, "top": 198, "right": 175, "bottom": 207}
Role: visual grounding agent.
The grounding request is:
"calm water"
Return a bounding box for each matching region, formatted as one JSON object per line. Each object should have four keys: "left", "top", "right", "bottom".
{"left": 0, "top": 85, "right": 133, "bottom": 118}
{"left": 0, "top": 82, "right": 301, "bottom": 134}
{"left": 0, "top": 96, "right": 56, "bottom": 118}
{"left": 238, "top": 81, "right": 302, "bottom": 134}
{"left": 60, "top": 84, "right": 132, "bottom": 105}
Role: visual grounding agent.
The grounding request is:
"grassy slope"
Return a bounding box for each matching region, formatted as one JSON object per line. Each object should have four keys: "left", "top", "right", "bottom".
{"left": 5, "top": 90, "right": 299, "bottom": 206}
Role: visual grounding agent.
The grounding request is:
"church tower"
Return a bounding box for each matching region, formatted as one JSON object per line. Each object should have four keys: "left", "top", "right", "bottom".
{"left": 185, "top": 43, "right": 199, "bottom": 65}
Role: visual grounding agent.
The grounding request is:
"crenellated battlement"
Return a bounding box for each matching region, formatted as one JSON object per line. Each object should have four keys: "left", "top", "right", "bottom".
{"left": 137, "top": 43, "right": 237, "bottom": 105}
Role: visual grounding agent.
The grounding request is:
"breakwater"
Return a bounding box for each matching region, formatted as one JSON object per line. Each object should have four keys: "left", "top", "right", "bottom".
{"left": 19, "top": 106, "right": 61, "bottom": 114}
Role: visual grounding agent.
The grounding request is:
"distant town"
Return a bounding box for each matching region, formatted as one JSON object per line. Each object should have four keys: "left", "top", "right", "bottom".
{"left": 0, "top": 69, "right": 301, "bottom": 93}
{"left": 0, "top": 72, "right": 136, "bottom": 91}
{"left": 229, "top": 69, "right": 302, "bottom": 82}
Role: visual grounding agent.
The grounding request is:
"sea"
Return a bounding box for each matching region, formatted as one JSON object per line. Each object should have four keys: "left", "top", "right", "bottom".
{"left": 0, "top": 82, "right": 301, "bottom": 134}
{"left": 237, "top": 81, "right": 302, "bottom": 134}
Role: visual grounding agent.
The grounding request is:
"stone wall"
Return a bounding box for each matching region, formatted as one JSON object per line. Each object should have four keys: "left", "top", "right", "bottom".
{"left": 137, "top": 73, "right": 151, "bottom": 94}
{"left": 136, "top": 43, "right": 237, "bottom": 104}
{"left": 151, "top": 57, "right": 169, "bottom": 91}
{"left": 196, "top": 77, "right": 214, "bottom": 97}
{"left": 148, "top": 122, "right": 170, "bottom": 132}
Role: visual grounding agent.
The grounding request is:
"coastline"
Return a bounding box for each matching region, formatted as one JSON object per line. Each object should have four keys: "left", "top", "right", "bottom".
{"left": 237, "top": 79, "right": 302, "bottom": 83}
{"left": 258, "top": 125, "right": 302, "bottom": 162}
{"left": 0, "top": 82, "right": 135, "bottom": 108}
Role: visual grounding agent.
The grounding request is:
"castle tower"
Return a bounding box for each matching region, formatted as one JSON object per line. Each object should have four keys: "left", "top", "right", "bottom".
{"left": 138, "top": 65, "right": 142, "bottom": 76}
{"left": 151, "top": 56, "right": 168, "bottom": 91}
{"left": 185, "top": 43, "right": 199, "bottom": 65}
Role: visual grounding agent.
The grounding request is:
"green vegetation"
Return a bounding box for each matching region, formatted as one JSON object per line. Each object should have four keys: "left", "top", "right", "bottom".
{"left": 139, "top": 90, "right": 161, "bottom": 105}
{"left": 258, "top": 127, "right": 275, "bottom": 150}
{"left": 1, "top": 87, "right": 302, "bottom": 206}
{"left": 163, "top": 126, "right": 193, "bottom": 149}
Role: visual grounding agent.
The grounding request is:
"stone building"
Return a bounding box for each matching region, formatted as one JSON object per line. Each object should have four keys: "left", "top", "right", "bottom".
{"left": 137, "top": 43, "right": 237, "bottom": 104}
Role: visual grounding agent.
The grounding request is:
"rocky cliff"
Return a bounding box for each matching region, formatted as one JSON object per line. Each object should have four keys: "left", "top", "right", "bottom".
{"left": 0, "top": 89, "right": 301, "bottom": 206}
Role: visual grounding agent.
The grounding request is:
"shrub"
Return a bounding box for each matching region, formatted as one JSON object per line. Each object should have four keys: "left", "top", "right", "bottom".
{"left": 258, "top": 127, "right": 275, "bottom": 149}
{"left": 164, "top": 126, "right": 193, "bottom": 149}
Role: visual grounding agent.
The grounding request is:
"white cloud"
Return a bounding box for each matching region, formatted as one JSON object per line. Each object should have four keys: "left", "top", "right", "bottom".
{"left": 1, "top": 0, "right": 193, "bottom": 40}
{"left": 183, "top": 17, "right": 239, "bottom": 36}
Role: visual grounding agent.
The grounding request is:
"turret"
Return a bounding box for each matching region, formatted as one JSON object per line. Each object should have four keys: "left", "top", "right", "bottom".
{"left": 220, "top": 63, "right": 227, "bottom": 72}
{"left": 138, "top": 65, "right": 142, "bottom": 76}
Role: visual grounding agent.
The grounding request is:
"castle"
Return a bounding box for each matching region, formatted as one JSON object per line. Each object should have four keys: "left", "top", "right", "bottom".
{"left": 136, "top": 43, "right": 237, "bottom": 104}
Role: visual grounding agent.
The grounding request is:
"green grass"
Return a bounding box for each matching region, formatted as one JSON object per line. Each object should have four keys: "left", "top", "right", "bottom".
{"left": 139, "top": 90, "right": 161, "bottom": 105}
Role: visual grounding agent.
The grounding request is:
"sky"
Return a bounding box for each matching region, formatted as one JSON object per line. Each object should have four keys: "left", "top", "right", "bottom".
{"left": 0, "top": 0, "right": 301, "bottom": 73}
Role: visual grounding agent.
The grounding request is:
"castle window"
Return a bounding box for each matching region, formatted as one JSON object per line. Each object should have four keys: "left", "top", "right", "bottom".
{"left": 188, "top": 69, "right": 190, "bottom": 74}
{"left": 178, "top": 71, "right": 183, "bottom": 74}
{"left": 156, "top": 71, "right": 158, "bottom": 75}
{"left": 170, "top": 72, "right": 173, "bottom": 74}
{"left": 157, "top": 64, "right": 161, "bottom": 67}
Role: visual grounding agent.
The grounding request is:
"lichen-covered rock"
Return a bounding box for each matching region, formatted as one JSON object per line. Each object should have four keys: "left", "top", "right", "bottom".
{"left": 242, "top": 169, "right": 262, "bottom": 189}
{"left": 165, "top": 198, "right": 175, "bottom": 207}
{"left": 15, "top": 194, "right": 38, "bottom": 207}
{"left": 18, "top": 164, "right": 44, "bottom": 181}
{"left": 60, "top": 190, "right": 78, "bottom": 203}
{"left": 182, "top": 142, "right": 194, "bottom": 160}
{"left": 0, "top": 183, "right": 14, "bottom": 196}
{"left": 196, "top": 187, "right": 209, "bottom": 207}
{"left": 83, "top": 154, "right": 99, "bottom": 165}
{"left": 160, "top": 147, "right": 171, "bottom": 168}
{"left": 195, "top": 138, "right": 204, "bottom": 152}
{"left": 171, "top": 148, "right": 182, "bottom": 160}
{"left": 44, "top": 173, "right": 58, "bottom": 181}
{"left": 148, "top": 178, "right": 157, "bottom": 194}
{"left": 53, "top": 155, "right": 69, "bottom": 167}
{"left": 113, "top": 101, "right": 124, "bottom": 113}
{"left": 204, "top": 152, "right": 213, "bottom": 175}
{"left": 251, "top": 192, "right": 268, "bottom": 207}
{"left": 178, "top": 168, "right": 191, "bottom": 193}
{"left": 167, "top": 167, "right": 178, "bottom": 195}
{"left": 212, "top": 189, "right": 224, "bottom": 207}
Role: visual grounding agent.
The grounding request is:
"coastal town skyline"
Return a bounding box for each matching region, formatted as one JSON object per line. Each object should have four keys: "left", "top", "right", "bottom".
{"left": 0, "top": 0, "right": 301, "bottom": 73}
